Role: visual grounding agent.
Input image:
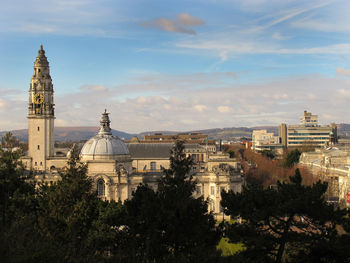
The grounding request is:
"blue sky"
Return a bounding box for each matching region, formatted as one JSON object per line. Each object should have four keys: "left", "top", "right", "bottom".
{"left": 1, "top": 0, "right": 350, "bottom": 133}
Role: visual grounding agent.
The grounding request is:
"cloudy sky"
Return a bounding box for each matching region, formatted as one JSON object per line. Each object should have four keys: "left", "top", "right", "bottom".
{"left": 0, "top": 0, "right": 350, "bottom": 133}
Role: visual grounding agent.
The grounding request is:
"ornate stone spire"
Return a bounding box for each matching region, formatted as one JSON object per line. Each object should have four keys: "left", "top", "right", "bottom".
{"left": 35, "top": 44, "right": 49, "bottom": 66}
{"left": 99, "top": 109, "right": 112, "bottom": 135}
{"left": 28, "top": 45, "right": 54, "bottom": 117}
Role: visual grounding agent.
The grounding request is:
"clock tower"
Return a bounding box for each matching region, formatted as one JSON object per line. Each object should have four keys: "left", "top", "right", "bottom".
{"left": 28, "top": 45, "right": 55, "bottom": 171}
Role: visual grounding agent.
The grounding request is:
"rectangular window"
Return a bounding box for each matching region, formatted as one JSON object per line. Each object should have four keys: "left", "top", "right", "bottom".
{"left": 192, "top": 154, "right": 197, "bottom": 162}
{"left": 192, "top": 166, "right": 197, "bottom": 173}
{"left": 195, "top": 185, "right": 202, "bottom": 195}
{"left": 211, "top": 186, "right": 215, "bottom": 195}
{"left": 150, "top": 162, "right": 156, "bottom": 170}
{"left": 37, "top": 145, "right": 40, "bottom": 150}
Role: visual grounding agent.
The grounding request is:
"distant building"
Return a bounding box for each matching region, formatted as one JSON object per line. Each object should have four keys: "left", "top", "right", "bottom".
{"left": 20, "top": 46, "right": 244, "bottom": 217}
{"left": 279, "top": 111, "right": 337, "bottom": 149}
{"left": 131, "top": 132, "right": 217, "bottom": 153}
{"left": 300, "top": 147, "right": 350, "bottom": 207}
{"left": 251, "top": 130, "right": 283, "bottom": 155}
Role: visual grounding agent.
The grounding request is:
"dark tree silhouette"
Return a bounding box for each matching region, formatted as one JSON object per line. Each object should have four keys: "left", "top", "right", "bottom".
{"left": 221, "top": 169, "right": 346, "bottom": 263}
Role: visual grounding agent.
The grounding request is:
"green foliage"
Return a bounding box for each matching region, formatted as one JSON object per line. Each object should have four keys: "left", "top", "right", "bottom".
{"left": 283, "top": 149, "right": 301, "bottom": 168}
{"left": 221, "top": 168, "right": 347, "bottom": 263}
{"left": 121, "top": 140, "right": 220, "bottom": 262}
{"left": 0, "top": 133, "right": 38, "bottom": 262}
{"left": 36, "top": 145, "right": 103, "bottom": 262}
{"left": 3, "top": 135, "right": 350, "bottom": 262}
{"left": 217, "top": 237, "right": 245, "bottom": 256}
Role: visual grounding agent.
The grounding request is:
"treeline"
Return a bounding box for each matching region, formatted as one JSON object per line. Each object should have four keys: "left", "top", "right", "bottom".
{"left": 1, "top": 136, "right": 350, "bottom": 262}
{"left": 224, "top": 145, "right": 314, "bottom": 187}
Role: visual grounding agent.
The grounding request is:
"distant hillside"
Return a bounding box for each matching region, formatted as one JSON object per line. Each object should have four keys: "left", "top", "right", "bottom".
{"left": 0, "top": 127, "right": 136, "bottom": 142}
{"left": 138, "top": 126, "right": 279, "bottom": 141}
{"left": 2, "top": 123, "right": 350, "bottom": 143}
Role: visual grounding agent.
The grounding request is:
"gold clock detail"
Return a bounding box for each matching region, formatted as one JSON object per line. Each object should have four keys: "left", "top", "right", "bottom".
{"left": 34, "top": 93, "right": 44, "bottom": 104}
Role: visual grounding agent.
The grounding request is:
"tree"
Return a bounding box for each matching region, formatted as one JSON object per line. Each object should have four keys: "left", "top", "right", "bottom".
{"left": 36, "top": 145, "right": 104, "bottom": 262}
{"left": 122, "top": 140, "right": 220, "bottom": 262}
{"left": 221, "top": 169, "right": 345, "bottom": 263}
{"left": 227, "top": 150, "right": 235, "bottom": 158}
{"left": 283, "top": 149, "right": 301, "bottom": 168}
{"left": 0, "top": 133, "right": 38, "bottom": 262}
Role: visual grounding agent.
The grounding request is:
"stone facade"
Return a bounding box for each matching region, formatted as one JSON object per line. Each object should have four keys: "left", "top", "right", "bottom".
{"left": 300, "top": 147, "right": 350, "bottom": 207}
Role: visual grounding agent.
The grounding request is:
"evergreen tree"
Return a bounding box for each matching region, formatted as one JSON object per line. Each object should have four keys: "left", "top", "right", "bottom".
{"left": 36, "top": 145, "right": 103, "bottom": 262}
{"left": 0, "top": 132, "right": 38, "bottom": 262}
{"left": 283, "top": 149, "right": 301, "bottom": 168}
{"left": 221, "top": 168, "right": 345, "bottom": 263}
{"left": 122, "top": 140, "right": 220, "bottom": 262}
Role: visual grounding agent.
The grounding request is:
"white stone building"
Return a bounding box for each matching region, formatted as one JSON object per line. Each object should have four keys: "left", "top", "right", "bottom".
{"left": 300, "top": 147, "right": 350, "bottom": 207}
{"left": 20, "top": 46, "right": 244, "bottom": 216}
{"left": 251, "top": 130, "right": 283, "bottom": 155}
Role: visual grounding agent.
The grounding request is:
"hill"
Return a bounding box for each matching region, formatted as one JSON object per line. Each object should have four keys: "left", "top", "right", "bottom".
{"left": 1, "top": 123, "right": 350, "bottom": 142}
{"left": 0, "top": 127, "right": 136, "bottom": 142}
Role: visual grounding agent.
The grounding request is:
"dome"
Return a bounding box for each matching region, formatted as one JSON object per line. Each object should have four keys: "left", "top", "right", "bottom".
{"left": 80, "top": 110, "right": 129, "bottom": 161}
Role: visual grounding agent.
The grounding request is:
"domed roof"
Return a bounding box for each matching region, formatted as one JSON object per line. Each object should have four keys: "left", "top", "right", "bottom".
{"left": 80, "top": 110, "right": 129, "bottom": 161}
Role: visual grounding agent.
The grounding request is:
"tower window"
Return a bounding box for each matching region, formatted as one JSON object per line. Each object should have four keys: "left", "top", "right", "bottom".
{"left": 37, "top": 145, "right": 40, "bottom": 150}
{"left": 97, "top": 179, "right": 105, "bottom": 196}
{"left": 150, "top": 162, "right": 156, "bottom": 170}
{"left": 37, "top": 126, "right": 40, "bottom": 131}
{"left": 38, "top": 69, "right": 41, "bottom": 73}
{"left": 40, "top": 162, "right": 42, "bottom": 166}
{"left": 34, "top": 162, "right": 37, "bottom": 166}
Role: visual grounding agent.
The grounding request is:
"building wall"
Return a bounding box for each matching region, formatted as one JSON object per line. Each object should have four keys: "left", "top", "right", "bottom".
{"left": 28, "top": 117, "right": 54, "bottom": 171}
{"left": 300, "top": 148, "right": 350, "bottom": 207}
{"left": 279, "top": 123, "right": 287, "bottom": 148}
{"left": 132, "top": 159, "right": 170, "bottom": 172}
{"left": 287, "top": 125, "right": 332, "bottom": 147}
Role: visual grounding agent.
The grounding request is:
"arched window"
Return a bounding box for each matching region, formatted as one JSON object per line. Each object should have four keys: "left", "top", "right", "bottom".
{"left": 97, "top": 179, "right": 105, "bottom": 196}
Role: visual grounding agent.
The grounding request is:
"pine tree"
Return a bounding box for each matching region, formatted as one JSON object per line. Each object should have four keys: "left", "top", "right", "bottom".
{"left": 36, "top": 144, "right": 102, "bottom": 262}
{"left": 122, "top": 140, "right": 220, "bottom": 262}
{"left": 221, "top": 168, "right": 344, "bottom": 263}
{"left": 0, "top": 132, "right": 38, "bottom": 262}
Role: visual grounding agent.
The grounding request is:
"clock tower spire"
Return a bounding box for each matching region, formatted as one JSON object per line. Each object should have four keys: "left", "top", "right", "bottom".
{"left": 28, "top": 45, "right": 55, "bottom": 171}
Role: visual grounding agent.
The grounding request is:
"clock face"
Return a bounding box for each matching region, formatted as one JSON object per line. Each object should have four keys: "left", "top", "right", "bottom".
{"left": 34, "top": 93, "right": 44, "bottom": 104}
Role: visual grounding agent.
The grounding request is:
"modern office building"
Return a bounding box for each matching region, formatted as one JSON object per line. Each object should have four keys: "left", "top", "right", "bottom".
{"left": 279, "top": 111, "right": 337, "bottom": 149}
{"left": 251, "top": 130, "right": 283, "bottom": 154}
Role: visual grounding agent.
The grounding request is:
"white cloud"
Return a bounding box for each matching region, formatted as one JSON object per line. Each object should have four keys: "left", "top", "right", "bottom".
{"left": 336, "top": 89, "right": 350, "bottom": 99}
{"left": 2, "top": 73, "right": 350, "bottom": 132}
{"left": 336, "top": 68, "right": 350, "bottom": 77}
{"left": 177, "top": 13, "right": 204, "bottom": 27}
{"left": 141, "top": 13, "right": 204, "bottom": 35}
{"left": 79, "top": 85, "right": 108, "bottom": 92}
{"left": 193, "top": 105, "right": 207, "bottom": 112}
{"left": 217, "top": 106, "right": 231, "bottom": 113}
{"left": 272, "top": 32, "right": 288, "bottom": 40}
